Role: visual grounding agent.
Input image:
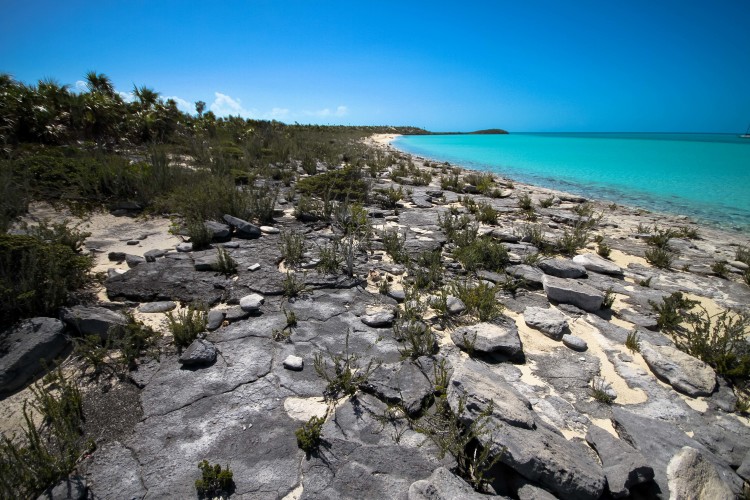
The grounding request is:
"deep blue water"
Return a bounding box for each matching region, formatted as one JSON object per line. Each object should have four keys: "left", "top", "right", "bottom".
{"left": 393, "top": 133, "right": 750, "bottom": 232}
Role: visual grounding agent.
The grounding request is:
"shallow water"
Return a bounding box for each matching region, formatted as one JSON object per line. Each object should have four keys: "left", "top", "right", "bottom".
{"left": 394, "top": 133, "right": 750, "bottom": 232}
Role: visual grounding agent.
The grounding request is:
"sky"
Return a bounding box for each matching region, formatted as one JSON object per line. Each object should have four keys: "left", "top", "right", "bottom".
{"left": 1, "top": 1, "right": 749, "bottom": 132}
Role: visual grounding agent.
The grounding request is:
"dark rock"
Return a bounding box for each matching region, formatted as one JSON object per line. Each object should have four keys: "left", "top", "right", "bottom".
{"left": 206, "top": 310, "right": 226, "bottom": 330}
{"left": 451, "top": 317, "right": 523, "bottom": 359}
{"left": 137, "top": 301, "right": 176, "bottom": 313}
{"left": 505, "top": 265, "right": 544, "bottom": 289}
{"left": 523, "top": 306, "right": 568, "bottom": 340}
{"left": 585, "top": 424, "right": 654, "bottom": 498}
{"left": 224, "top": 306, "right": 250, "bottom": 322}
{"left": 143, "top": 248, "right": 166, "bottom": 262}
{"left": 361, "top": 360, "right": 433, "bottom": 416}
{"left": 538, "top": 258, "right": 587, "bottom": 278}
{"left": 125, "top": 254, "right": 145, "bottom": 268}
{"left": 640, "top": 344, "right": 716, "bottom": 397}
{"left": 37, "top": 475, "right": 87, "bottom": 500}
{"left": 204, "top": 220, "right": 232, "bottom": 241}
{"left": 542, "top": 275, "right": 604, "bottom": 312}
{"left": 446, "top": 296, "right": 466, "bottom": 315}
{"left": 178, "top": 339, "right": 217, "bottom": 366}
{"left": 61, "top": 306, "right": 128, "bottom": 340}
{"left": 126, "top": 240, "right": 139, "bottom": 246}
{"left": 193, "top": 251, "right": 220, "bottom": 271}
{"left": 108, "top": 251, "right": 126, "bottom": 262}
{"left": 0, "top": 317, "right": 68, "bottom": 394}
{"left": 448, "top": 358, "right": 535, "bottom": 429}
{"left": 222, "top": 214, "right": 261, "bottom": 239}
{"left": 82, "top": 441, "right": 148, "bottom": 499}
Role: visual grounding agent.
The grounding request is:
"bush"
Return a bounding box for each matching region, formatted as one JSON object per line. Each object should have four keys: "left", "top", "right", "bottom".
{"left": 381, "top": 229, "right": 409, "bottom": 265}
{"left": 214, "top": 247, "right": 237, "bottom": 275}
{"left": 597, "top": 242, "right": 611, "bottom": 258}
{"left": 517, "top": 193, "right": 533, "bottom": 212}
{"left": 295, "top": 416, "right": 325, "bottom": 455}
{"left": 166, "top": 305, "right": 207, "bottom": 350}
{"left": 296, "top": 165, "right": 369, "bottom": 202}
{"left": 645, "top": 246, "right": 675, "bottom": 269}
{"left": 373, "top": 186, "right": 403, "bottom": 209}
{"left": 316, "top": 241, "right": 342, "bottom": 274}
{"left": 411, "top": 250, "right": 444, "bottom": 290}
{"left": 282, "top": 271, "right": 308, "bottom": 298}
{"left": 195, "top": 460, "right": 234, "bottom": 499}
{"left": 280, "top": 231, "right": 305, "bottom": 267}
{"left": 452, "top": 280, "right": 503, "bottom": 322}
{"left": 590, "top": 377, "right": 614, "bottom": 404}
{"left": 711, "top": 261, "right": 729, "bottom": 279}
{"left": 185, "top": 217, "right": 213, "bottom": 250}
{"left": 0, "top": 234, "right": 93, "bottom": 326}
{"left": 625, "top": 331, "right": 641, "bottom": 353}
{"left": 77, "top": 313, "right": 161, "bottom": 374}
{"left": 393, "top": 317, "right": 438, "bottom": 359}
{"left": 313, "top": 330, "right": 376, "bottom": 401}
{"left": 453, "top": 236, "right": 509, "bottom": 273}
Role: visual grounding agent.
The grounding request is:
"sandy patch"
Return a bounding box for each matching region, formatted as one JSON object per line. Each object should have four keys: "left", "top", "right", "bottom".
{"left": 506, "top": 310, "right": 561, "bottom": 354}
{"left": 283, "top": 396, "right": 328, "bottom": 422}
{"left": 609, "top": 249, "right": 649, "bottom": 269}
{"left": 368, "top": 134, "right": 401, "bottom": 147}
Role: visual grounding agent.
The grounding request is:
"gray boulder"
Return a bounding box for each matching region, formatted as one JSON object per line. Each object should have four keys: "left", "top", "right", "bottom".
{"left": 667, "top": 447, "right": 734, "bottom": 500}
{"left": 640, "top": 344, "right": 716, "bottom": 397}
{"left": 37, "top": 475, "right": 87, "bottom": 500}
{"left": 505, "top": 265, "right": 544, "bottom": 289}
{"left": 61, "top": 306, "right": 128, "bottom": 340}
{"left": 585, "top": 424, "right": 654, "bottom": 498}
{"left": 446, "top": 296, "right": 466, "bottom": 315}
{"left": 206, "top": 310, "right": 226, "bottom": 330}
{"left": 523, "top": 306, "right": 568, "bottom": 340}
{"left": 239, "top": 293, "right": 265, "bottom": 312}
{"left": 125, "top": 254, "right": 145, "bottom": 268}
{"left": 137, "top": 301, "right": 176, "bottom": 313}
{"left": 0, "top": 317, "right": 68, "bottom": 394}
{"left": 542, "top": 275, "right": 604, "bottom": 312}
{"left": 572, "top": 253, "right": 623, "bottom": 276}
{"left": 361, "top": 360, "right": 434, "bottom": 416}
{"left": 538, "top": 258, "right": 587, "bottom": 278}
{"left": 204, "top": 220, "right": 231, "bottom": 241}
{"left": 408, "top": 467, "right": 494, "bottom": 499}
{"left": 451, "top": 318, "right": 523, "bottom": 359}
{"left": 143, "top": 248, "right": 166, "bottom": 262}
{"left": 448, "top": 358, "right": 535, "bottom": 429}
{"left": 222, "top": 214, "right": 261, "bottom": 239}
{"left": 175, "top": 242, "right": 193, "bottom": 252}
{"left": 178, "top": 339, "right": 217, "bottom": 366}
{"left": 562, "top": 334, "right": 588, "bottom": 351}
{"left": 362, "top": 310, "right": 395, "bottom": 327}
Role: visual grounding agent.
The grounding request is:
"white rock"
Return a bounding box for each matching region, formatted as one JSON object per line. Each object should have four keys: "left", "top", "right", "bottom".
{"left": 239, "top": 293, "right": 265, "bottom": 312}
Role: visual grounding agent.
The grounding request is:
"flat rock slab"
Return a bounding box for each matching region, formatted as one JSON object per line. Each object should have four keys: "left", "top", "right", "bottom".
{"left": 360, "top": 359, "right": 433, "bottom": 415}
{"left": 448, "top": 358, "right": 535, "bottom": 429}
{"left": 573, "top": 253, "right": 624, "bottom": 276}
{"left": 137, "top": 301, "right": 176, "bottom": 313}
{"left": 542, "top": 275, "right": 604, "bottom": 312}
{"left": 178, "top": 339, "right": 217, "bottom": 366}
{"left": 408, "top": 467, "right": 495, "bottom": 499}
{"left": 524, "top": 306, "right": 568, "bottom": 340}
{"left": 505, "top": 265, "right": 544, "bottom": 289}
{"left": 667, "top": 446, "right": 734, "bottom": 500}
{"left": 0, "top": 317, "right": 68, "bottom": 394}
{"left": 61, "top": 305, "right": 129, "bottom": 340}
{"left": 451, "top": 317, "right": 523, "bottom": 359}
{"left": 538, "top": 258, "right": 587, "bottom": 278}
{"left": 586, "top": 425, "right": 654, "bottom": 498}
{"left": 193, "top": 251, "right": 220, "bottom": 271}
{"left": 640, "top": 343, "right": 716, "bottom": 397}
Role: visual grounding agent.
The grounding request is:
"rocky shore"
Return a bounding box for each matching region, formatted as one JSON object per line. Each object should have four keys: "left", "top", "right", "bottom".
{"left": 2, "top": 133, "right": 750, "bottom": 499}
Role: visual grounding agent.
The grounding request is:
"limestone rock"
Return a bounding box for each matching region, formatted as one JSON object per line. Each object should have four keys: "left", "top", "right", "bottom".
{"left": 125, "top": 254, "right": 145, "bottom": 268}
{"left": 61, "top": 306, "right": 128, "bottom": 340}
{"left": 137, "top": 301, "right": 176, "bottom": 313}
{"left": 542, "top": 275, "right": 604, "bottom": 312}
{"left": 239, "top": 293, "right": 265, "bottom": 312}
{"left": 640, "top": 343, "right": 716, "bottom": 397}
{"left": 573, "top": 253, "right": 624, "bottom": 276}
{"left": 505, "top": 264, "right": 544, "bottom": 289}
{"left": 362, "top": 310, "right": 395, "bottom": 327}
{"left": 523, "top": 306, "right": 568, "bottom": 340}
{"left": 37, "top": 475, "right": 87, "bottom": 500}
{"left": 451, "top": 318, "right": 523, "bottom": 359}
{"left": 175, "top": 242, "right": 193, "bottom": 252}
{"left": 222, "top": 214, "right": 261, "bottom": 239}
{"left": 178, "top": 339, "right": 217, "bottom": 366}
{"left": 283, "top": 355, "right": 304, "bottom": 371}
{"left": 361, "top": 360, "right": 433, "bottom": 416}
{"left": 206, "top": 310, "right": 226, "bottom": 330}
{"left": 667, "top": 447, "right": 734, "bottom": 500}
{"left": 585, "top": 424, "right": 654, "bottom": 498}
{"left": 448, "top": 358, "right": 535, "bottom": 429}
{"left": 408, "top": 467, "right": 494, "bottom": 499}
{"left": 562, "top": 334, "right": 587, "bottom": 351}
{"left": 0, "top": 317, "right": 68, "bottom": 394}
{"left": 538, "top": 258, "right": 587, "bottom": 278}
{"left": 446, "top": 296, "right": 466, "bottom": 315}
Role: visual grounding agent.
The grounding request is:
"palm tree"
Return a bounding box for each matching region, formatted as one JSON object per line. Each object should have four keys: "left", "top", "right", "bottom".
{"left": 132, "top": 85, "right": 160, "bottom": 110}
{"left": 195, "top": 100, "right": 206, "bottom": 117}
{"left": 84, "top": 71, "right": 115, "bottom": 96}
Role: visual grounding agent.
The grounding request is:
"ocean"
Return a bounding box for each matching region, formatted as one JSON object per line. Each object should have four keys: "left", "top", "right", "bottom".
{"left": 393, "top": 133, "right": 750, "bottom": 232}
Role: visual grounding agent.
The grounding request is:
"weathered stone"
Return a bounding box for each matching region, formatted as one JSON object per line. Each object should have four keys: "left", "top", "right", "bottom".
{"left": 585, "top": 424, "right": 654, "bottom": 498}
{"left": 125, "top": 254, "right": 145, "bottom": 268}
{"left": 143, "top": 248, "right": 166, "bottom": 262}
{"left": 523, "top": 306, "right": 568, "bottom": 340}
{"left": 204, "top": 220, "right": 231, "bottom": 241}
{"left": 108, "top": 251, "right": 126, "bottom": 261}
{"left": 542, "top": 275, "right": 604, "bottom": 312}
{"left": 361, "top": 360, "right": 433, "bottom": 415}
{"left": 0, "top": 318, "right": 68, "bottom": 394}
{"left": 82, "top": 441, "right": 147, "bottom": 499}
{"left": 538, "top": 258, "right": 587, "bottom": 278}
{"left": 387, "top": 288, "right": 406, "bottom": 302}
{"left": 137, "top": 301, "right": 176, "bottom": 313}
{"left": 505, "top": 265, "right": 545, "bottom": 289}
{"left": 562, "top": 334, "right": 587, "bottom": 351}
{"left": 222, "top": 214, "right": 261, "bottom": 239}
{"left": 446, "top": 296, "right": 466, "bottom": 315}
{"left": 126, "top": 240, "right": 140, "bottom": 245}
{"left": 37, "top": 475, "right": 87, "bottom": 500}
{"left": 248, "top": 263, "right": 261, "bottom": 271}
{"left": 667, "top": 447, "right": 734, "bottom": 500}
{"left": 260, "top": 225, "right": 280, "bottom": 234}
{"left": 448, "top": 358, "right": 535, "bottom": 429}
{"left": 178, "top": 339, "right": 217, "bottom": 366}
{"left": 283, "top": 355, "right": 304, "bottom": 371}
{"left": 451, "top": 318, "right": 523, "bottom": 359}
{"left": 573, "top": 253, "right": 624, "bottom": 276}
{"left": 61, "top": 306, "right": 128, "bottom": 340}
{"left": 408, "top": 467, "right": 493, "bottom": 499}
{"left": 239, "top": 293, "right": 265, "bottom": 312}
{"left": 175, "top": 242, "right": 193, "bottom": 252}
{"left": 640, "top": 343, "right": 717, "bottom": 397}
{"left": 737, "top": 451, "right": 750, "bottom": 482}
{"left": 491, "top": 229, "right": 520, "bottom": 243}
{"left": 206, "top": 310, "right": 226, "bottom": 330}
{"left": 362, "top": 310, "right": 395, "bottom": 327}
{"left": 193, "top": 251, "right": 220, "bottom": 271}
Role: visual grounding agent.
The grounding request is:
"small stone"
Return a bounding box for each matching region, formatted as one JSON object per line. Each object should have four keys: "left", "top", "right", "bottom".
{"left": 222, "top": 214, "right": 261, "bottom": 239}
{"left": 562, "top": 334, "right": 588, "bottom": 351}
{"left": 248, "top": 263, "right": 261, "bottom": 272}
{"left": 222, "top": 241, "right": 240, "bottom": 249}
{"left": 138, "top": 301, "right": 176, "bottom": 313}
{"left": 125, "top": 254, "right": 145, "bottom": 268}
{"left": 178, "top": 340, "right": 217, "bottom": 366}
{"left": 362, "top": 311, "right": 395, "bottom": 327}
{"left": 144, "top": 249, "right": 166, "bottom": 262}
{"left": 126, "top": 240, "right": 140, "bottom": 246}
{"left": 224, "top": 306, "right": 250, "bottom": 322}
{"left": 176, "top": 242, "right": 193, "bottom": 252}
{"left": 108, "top": 251, "right": 126, "bottom": 262}
{"left": 387, "top": 289, "right": 405, "bottom": 303}
{"left": 260, "top": 226, "right": 280, "bottom": 234}
{"left": 239, "top": 293, "right": 265, "bottom": 312}
{"left": 283, "top": 355, "right": 304, "bottom": 371}
{"left": 206, "top": 310, "right": 226, "bottom": 331}
{"left": 446, "top": 296, "right": 466, "bottom": 315}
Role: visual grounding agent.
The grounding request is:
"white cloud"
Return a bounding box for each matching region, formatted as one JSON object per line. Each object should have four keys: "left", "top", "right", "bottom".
{"left": 164, "top": 95, "right": 192, "bottom": 113}
{"left": 118, "top": 90, "right": 135, "bottom": 103}
{"left": 209, "top": 92, "right": 254, "bottom": 118}
{"left": 75, "top": 80, "right": 87, "bottom": 92}
{"left": 335, "top": 105, "right": 348, "bottom": 117}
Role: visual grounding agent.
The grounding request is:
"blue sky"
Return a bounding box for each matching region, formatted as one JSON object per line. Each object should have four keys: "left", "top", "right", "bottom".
{"left": 1, "top": 1, "right": 749, "bottom": 132}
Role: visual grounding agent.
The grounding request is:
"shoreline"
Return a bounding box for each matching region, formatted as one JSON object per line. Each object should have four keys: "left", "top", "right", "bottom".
{"left": 381, "top": 133, "right": 750, "bottom": 235}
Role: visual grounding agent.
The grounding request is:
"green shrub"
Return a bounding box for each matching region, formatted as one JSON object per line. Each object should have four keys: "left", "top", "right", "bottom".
{"left": 296, "top": 165, "right": 369, "bottom": 202}
{"left": 214, "top": 247, "right": 237, "bottom": 275}
{"left": 649, "top": 292, "right": 698, "bottom": 333}
{"left": 195, "top": 460, "right": 234, "bottom": 499}
{"left": 23, "top": 219, "right": 90, "bottom": 252}
{"left": 590, "top": 377, "right": 614, "bottom": 405}
{"left": 645, "top": 246, "right": 675, "bottom": 269}
{"left": 711, "top": 261, "right": 729, "bottom": 279}
{"left": 474, "top": 202, "right": 498, "bottom": 225}
{"left": 597, "top": 242, "right": 611, "bottom": 258}
{"left": 440, "top": 173, "right": 461, "bottom": 192}
{"left": 166, "top": 305, "right": 207, "bottom": 350}
{"left": 452, "top": 280, "right": 503, "bottom": 322}
{"left": 393, "top": 317, "right": 438, "bottom": 359}
{"left": 645, "top": 227, "right": 675, "bottom": 249}
{"left": 316, "top": 241, "right": 342, "bottom": 274}
{"left": 0, "top": 369, "right": 87, "bottom": 498}
{"left": 625, "top": 331, "right": 641, "bottom": 353}
{"left": 453, "top": 236, "right": 509, "bottom": 273}
{"left": 280, "top": 231, "right": 305, "bottom": 267}
{"left": 185, "top": 217, "right": 213, "bottom": 250}
{"left": 539, "top": 197, "right": 555, "bottom": 208}
{"left": 381, "top": 229, "right": 409, "bottom": 265}
{"left": 0, "top": 234, "right": 93, "bottom": 326}
{"left": 601, "top": 288, "right": 615, "bottom": 309}
{"left": 517, "top": 193, "right": 533, "bottom": 212}
{"left": 555, "top": 225, "right": 590, "bottom": 256}
{"left": 674, "top": 225, "right": 699, "bottom": 240}
{"left": 295, "top": 416, "right": 325, "bottom": 455}
{"left": 373, "top": 186, "right": 403, "bottom": 209}
{"left": 313, "top": 330, "right": 376, "bottom": 401}
{"left": 0, "top": 159, "right": 29, "bottom": 232}
{"left": 411, "top": 250, "right": 443, "bottom": 290}
{"left": 282, "top": 271, "right": 308, "bottom": 298}
{"left": 736, "top": 246, "right": 750, "bottom": 266}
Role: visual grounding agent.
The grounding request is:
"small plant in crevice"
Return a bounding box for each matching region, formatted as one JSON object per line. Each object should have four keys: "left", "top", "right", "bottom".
{"left": 393, "top": 316, "right": 438, "bottom": 360}
{"left": 451, "top": 279, "right": 503, "bottom": 322}
{"left": 167, "top": 304, "right": 207, "bottom": 350}
{"left": 316, "top": 241, "right": 341, "bottom": 274}
{"left": 539, "top": 196, "right": 555, "bottom": 208}
{"left": 649, "top": 291, "right": 698, "bottom": 333}
{"left": 313, "top": 330, "right": 377, "bottom": 402}
{"left": 295, "top": 416, "right": 325, "bottom": 455}
{"left": 282, "top": 271, "right": 308, "bottom": 298}
{"left": 590, "top": 377, "right": 615, "bottom": 405}
{"left": 381, "top": 228, "right": 409, "bottom": 265}
{"left": 644, "top": 246, "right": 675, "bottom": 269}
{"left": 638, "top": 276, "right": 652, "bottom": 288}
{"left": 625, "top": 331, "right": 641, "bottom": 353}
{"left": 601, "top": 288, "right": 615, "bottom": 309}
{"left": 597, "top": 242, "right": 611, "bottom": 258}
{"left": 195, "top": 460, "right": 234, "bottom": 499}
{"left": 378, "top": 277, "right": 391, "bottom": 295}
{"left": 517, "top": 193, "right": 533, "bottom": 212}
{"left": 279, "top": 230, "right": 305, "bottom": 268}
{"left": 711, "top": 260, "right": 729, "bottom": 279}
{"left": 736, "top": 245, "right": 750, "bottom": 266}
{"left": 214, "top": 247, "right": 237, "bottom": 276}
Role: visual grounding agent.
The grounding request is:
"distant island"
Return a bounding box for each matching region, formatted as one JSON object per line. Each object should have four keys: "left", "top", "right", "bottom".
{"left": 424, "top": 128, "right": 509, "bottom": 136}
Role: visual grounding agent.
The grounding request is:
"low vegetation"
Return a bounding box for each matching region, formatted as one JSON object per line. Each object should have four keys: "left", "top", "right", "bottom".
{"left": 166, "top": 305, "right": 207, "bottom": 350}
{"left": 195, "top": 460, "right": 234, "bottom": 499}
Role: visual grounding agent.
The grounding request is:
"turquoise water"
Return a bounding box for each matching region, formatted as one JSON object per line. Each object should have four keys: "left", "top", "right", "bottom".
{"left": 393, "top": 133, "right": 750, "bottom": 232}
